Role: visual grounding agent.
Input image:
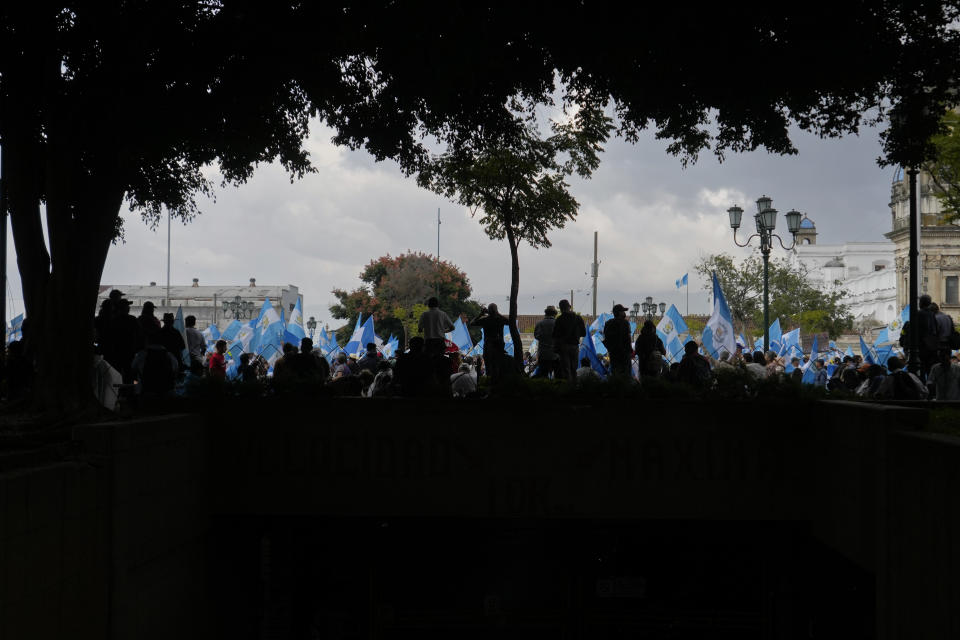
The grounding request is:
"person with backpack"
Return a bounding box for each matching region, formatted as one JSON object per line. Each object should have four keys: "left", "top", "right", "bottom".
{"left": 875, "top": 356, "right": 928, "bottom": 400}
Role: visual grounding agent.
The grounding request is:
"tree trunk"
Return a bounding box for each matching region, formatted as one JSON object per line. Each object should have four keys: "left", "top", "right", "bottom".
{"left": 505, "top": 226, "right": 523, "bottom": 367}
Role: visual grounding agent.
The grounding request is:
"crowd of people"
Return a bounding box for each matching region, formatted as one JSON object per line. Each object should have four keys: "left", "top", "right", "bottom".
{"left": 5, "top": 290, "right": 960, "bottom": 406}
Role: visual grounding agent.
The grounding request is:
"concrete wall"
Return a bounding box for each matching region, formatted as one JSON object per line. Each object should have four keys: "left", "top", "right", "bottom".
{"left": 0, "top": 461, "right": 107, "bottom": 639}
{"left": 2, "top": 401, "right": 959, "bottom": 638}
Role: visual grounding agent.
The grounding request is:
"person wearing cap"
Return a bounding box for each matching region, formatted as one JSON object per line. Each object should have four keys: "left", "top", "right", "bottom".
{"left": 471, "top": 303, "right": 510, "bottom": 382}
{"left": 603, "top": 304, "right": 633, "bottom": 378}
{"left": 533, "top": 305, "right": 559, "bottom": 378}
{"left": 552, "top": 299, "right": 586, "bottom": 381}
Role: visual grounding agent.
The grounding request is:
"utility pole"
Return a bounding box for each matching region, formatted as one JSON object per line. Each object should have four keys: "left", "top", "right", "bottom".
{"left": 570, "top": 289, "right": 574, "bottom": 311}
{"left": 436, "top": 208, "right": 440, "bottom": 298}
{"left": 591, "top": 231, "right": 599, "bottom": 318}
{"left": 166, "top": 209, "right": 171, "bottom": 306}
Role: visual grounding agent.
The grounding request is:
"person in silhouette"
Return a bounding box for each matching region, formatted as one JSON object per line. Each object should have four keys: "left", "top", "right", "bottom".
{"left": 419, "top": 296, "right": 455, "bottom": 357}
{"left": 603, "top": 304, "right": 633, "bottom": 378}
{"left": 635, "top": 320, "right": 665, "bottom": 378}
{"left": 157, "top": 312, "right": 186, "bottom": 368}
{"left": 138, "top": 301, "right": 161, "bottom": 345}
{"left": 533, "top": 305, "right": 559, "bottom": 378}
{"left": 899, "top": 294, "right": 939, "bottom": 378}
{"left": 357, "top": 342, "right": 381, "bottom": 374}
{"left": 552, "top": 299, "right": 586, "bottom": 381}
{"left": 471, "top": 304, "right": 509, "bottom": 382}
{"left": 131, "top": 334, "right": 179, "bottom": 395}
{"left": 677, "top": 340, "right": 712, "bottom": 387}
{"left": 395, "top": 336, "right": 435, "bottom": 396}
{"left": 110, "top": 298, "right": 144, "bottom": 383}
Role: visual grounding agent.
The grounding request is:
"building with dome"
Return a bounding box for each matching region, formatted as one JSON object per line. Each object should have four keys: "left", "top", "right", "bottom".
{"left": 885, "top": 166, "right": 960, "bottom": 315}
{"left": 793, "top": 214, "right": 898, "bottom": 327}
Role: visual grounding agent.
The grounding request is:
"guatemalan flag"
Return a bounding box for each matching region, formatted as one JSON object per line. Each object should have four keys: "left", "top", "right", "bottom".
{"left": 656, "top": 304, "right": 688, "bottom": 350}
{"left": 284, "top": 298, "right": 307, "bottom": 346}
{"left": 675, "top": 273, "right": 688, "bottom": 289}
{"left": 705, "top": 272, "right": 735, "bottom": 358}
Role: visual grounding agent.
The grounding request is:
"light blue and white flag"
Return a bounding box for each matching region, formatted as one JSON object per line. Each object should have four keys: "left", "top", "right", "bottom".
{"left": 778, "top": 327, "right": 801, "bottom": 357}
{"left": 887, "top": 305, "right": 909, "bottom": 340}
{"left": 737, "top": 333, "right": 748, "bottom": 349}
{"left": 860, "top": 334, "right": 879, "bottom": 365}
{"left": 7, "top": 313, "right": 24, "bottom": 343}
{"left": 203, "top": 323, "right": 220, "bottom": 342}
{"left": 801, "top": 364, "right": 817, "bottom": 385}
{"left": 675, "top": 273, "right": 688, "bottom": 289}
{"left": 666, "top": 335, "right": 686, "bottom": 363}
{"left": 768, "top": 318, "right": 783, "bottom": 355}
{"left": 504, "top": 325, "right": 514, "bottom": 357}
{"left": 579, "top": 326, "right": 607, "bottom": 379}
{"left": 754, "top": 336, "right": 764, "bottom": 353}
{"left": 873, "top": 327, "right": 890, "bottom": 347}
{"left": 876, "top": 344, "right": 894, "bottom": 366}
{"left": 705, "top": 272, "right": 735, "bottom": 357}
{"left": 656, "top": 304, "right": 688, "bottom": 348}
{"left": 343, "top": 314, "right": 375, "bottom": 356}
{"left": 445, "top": 317, "right": 474, "bottom": 354}
{"left": 220, "top": 319, "right": 242, "bottom": 343}
{"left": 809, "top": 335, "right": 820, "bottom": 366}
{"left": 284, "top": 298, "right": 306, "bottom": 346}
{"left": 253, "top": 298, "right": 285, "bottom": 355}
{"left": 845, "top": 346, "right": 855, "bottom": 359}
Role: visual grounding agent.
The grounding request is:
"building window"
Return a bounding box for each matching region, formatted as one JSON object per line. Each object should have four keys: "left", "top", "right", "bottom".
{"left": 947, "top": 276, "right": 959, "bottom": 305}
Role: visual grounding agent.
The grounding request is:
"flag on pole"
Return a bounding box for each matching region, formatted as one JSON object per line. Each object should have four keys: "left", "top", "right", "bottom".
{"left": 579, "top": 326, "right": 607, "bottom": 378}
{"left": 860, "top": 334, "right": 879, "bottom": 365}
{"left": 888, "top": 305, "right": 909, "bottom": 341}
{"left": 675, "top": 273, "right": 688, "bottom": 289}
{"left": 768, "top": 318, "right": 783, "bottom": 355}
{"left": 284, "top": 298, "right": 307, "bottom": 346}
{"left": 253, "top": 298, "right": 285, "bottom": 355}
{"left": 343, "top": 313, "right": 374, "bottom": 356}
{"left": 705, "top": 272, "right": 735, "bottom": 357}
{"left": 445, "top": 317, "right": 473, "bottom": 354}
{"left": 656, "top": 304, "right": 688, "bottom": 348}
{"left": 778, "top": 328, "right": 801, "bottom": 357}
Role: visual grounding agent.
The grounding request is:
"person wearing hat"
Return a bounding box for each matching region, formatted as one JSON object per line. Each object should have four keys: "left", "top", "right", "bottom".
{"left": 533, "top": 305, "right": 559, "bottom": 378}
{"left": 603, "top": 304, "right": 633, "bottom": 378}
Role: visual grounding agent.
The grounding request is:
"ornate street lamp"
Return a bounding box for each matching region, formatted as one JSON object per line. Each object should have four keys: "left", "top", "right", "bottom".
{"left": 640, "top": 296, "right": 665, "bottom": 321}
{"left": 306, "top": 316, "right": 317, "bottom": 339}
{"left": 727, "top": 195, "right": 803, "bottom": 352}
{"left": 222, "top": 295, "right": 255, "bottom": 320}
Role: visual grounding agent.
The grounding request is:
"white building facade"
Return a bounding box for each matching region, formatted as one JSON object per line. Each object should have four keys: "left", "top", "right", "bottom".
{"left": 793, "top": 215, "right": 898, "bottom": 328}
{"left": 96, "top": 278, "right": 302, "bottom": 330}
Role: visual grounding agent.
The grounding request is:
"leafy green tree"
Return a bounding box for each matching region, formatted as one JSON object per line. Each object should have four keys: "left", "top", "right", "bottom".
{"left": 923, "top": 110, "right": 960, "bottom": 222}
{"left": 416, "top": 104, "right": 612, "bottom": 365}
{"left": 694, "top": 252, "right": 853, "bottom": 339}
{"left": 330, "top": 252, "right": 481, "bottom": 346}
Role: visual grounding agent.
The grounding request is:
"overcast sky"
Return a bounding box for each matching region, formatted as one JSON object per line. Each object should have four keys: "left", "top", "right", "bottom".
{"left": 6, "top": 117, "right": 897, "bottom": 328}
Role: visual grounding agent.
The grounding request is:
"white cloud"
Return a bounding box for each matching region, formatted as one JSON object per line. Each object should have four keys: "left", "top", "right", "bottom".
{"left": 4, "top": 119, "right": 894, "bottom": 327}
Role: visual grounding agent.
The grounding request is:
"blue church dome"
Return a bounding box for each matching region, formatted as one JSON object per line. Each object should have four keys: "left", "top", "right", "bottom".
{"left": 893, "top": 166, "right": 904, "bottom": 183}
{"left": 799, "top": 215, "right": 815, "bottom": 229}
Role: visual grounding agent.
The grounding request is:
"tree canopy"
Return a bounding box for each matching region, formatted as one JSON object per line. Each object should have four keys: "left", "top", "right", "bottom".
{"left": 2, "top": 2, "right": 959, "bottom": 408}
{"left": 694, "top": 253, "right": 853, "bottom": 339}
{"left": 923, "top": 110, "right": 960, "bottom": 222}
{"left": 330, "top": 252, "right": 480, "bottom": 344}
{"left": 416, "top": 103, "right": 612, "bottom": 363}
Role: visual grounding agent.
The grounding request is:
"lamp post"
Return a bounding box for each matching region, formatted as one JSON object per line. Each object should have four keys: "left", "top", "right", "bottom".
{"left": 306, "top": 316, "right": 317, "bottom": 339}
{"left": 222, "top": 295, "right": 255, "bottom": 320}
{"left": 640, "top": 296, "right": 665, "bottom": 322}
{"left": 727, "top": 195, "right": 802, "bottom": 353}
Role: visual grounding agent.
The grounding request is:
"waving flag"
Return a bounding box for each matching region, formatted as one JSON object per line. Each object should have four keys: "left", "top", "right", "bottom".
{"left": 253, "top": 298, "right": 285, "bottom": 355}
{"left": 344, "top": 314, "right": 375, "bottom": 356}
{"left": 888, "top": 305, "right": 909, "bottom": 340}
{"left": 284, "top": 298, "right": 307, "bottom": 346}
{"left": 504, "top": 325, "right": 515, "bottom": 357}
{"left": 705, "top": 272, "right": 735, "bottom": 357}
{"left": 656, "top": 304, "right": 688, "bottom": 348}
{"left": 778, "top": 327, "right": 801, "bottom": 357}
{"left": 873, "top": 327, "right": 890, "bottom": 347}
{"left": 446, "top": 317, "right": 474, "bottom": 354}
{"left": 675, "top": 273, "right": 688, "bottom": 289}
{"left": 579, "top": 325, "right": 608, "bottom": 379}
{"left": 220, "top": 319, "right": 242, "bottom": 343}
{"left": 860, "top": 334, "right": 879, "bottom": 365}
{"left": 767, "top": 318, "right": 783, "bottom": 355}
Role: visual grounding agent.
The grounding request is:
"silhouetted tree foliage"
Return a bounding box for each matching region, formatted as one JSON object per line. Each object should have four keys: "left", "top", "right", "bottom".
{"left": 1, "top": 3, "right": 958, "bottom": 408}
{"left": 417, "top": 103, "right": 612, "bottom": 365}
{"left": 330, "top": 252, "right": 480, "bottom": 345}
